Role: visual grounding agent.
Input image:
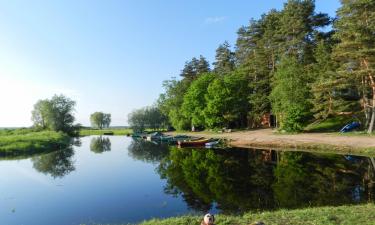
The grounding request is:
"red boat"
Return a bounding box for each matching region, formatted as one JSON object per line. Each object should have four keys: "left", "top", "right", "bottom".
{"left": 178, "top": 138, "right": 210, "bottom": 147}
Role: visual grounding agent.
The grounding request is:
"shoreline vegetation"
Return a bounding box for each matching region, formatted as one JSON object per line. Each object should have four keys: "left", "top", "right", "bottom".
{"left": 0, "top": 128, "right": 70, "bottom": 157}
{"left": 79, "top": 128, "right": 132, "bottom": 136}
{"left": 105, "top": 204, "right": 375, "bottom": 225}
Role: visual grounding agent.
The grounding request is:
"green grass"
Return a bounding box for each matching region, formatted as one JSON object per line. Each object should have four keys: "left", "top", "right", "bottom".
{"left": 136, "top": 204, "right": 375, "bottom": 225}
{"left": 304, "top": 116, "right": 354, "bottom": 133}
{"left": 0, "top": 128, "right": 70, "bottom": 157}
{"left": 79, "top": 128, "right": 132, "bottom": 136}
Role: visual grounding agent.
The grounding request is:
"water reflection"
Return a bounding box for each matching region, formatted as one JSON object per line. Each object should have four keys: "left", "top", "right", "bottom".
{"left": 128, "top": 138, "right": 169, "bottom": 163}
{"left": 31, "top": 147, "right": 75, "bottom": 178}
{"left": 90, "top": 136, "right": 111, "bottom": 154}
{"left": 149, "top": 146, "right": 375, "bottom": 213}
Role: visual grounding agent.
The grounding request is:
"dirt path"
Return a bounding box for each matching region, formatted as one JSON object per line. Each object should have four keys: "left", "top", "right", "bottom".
{"left": 167, "top": 129, "right": 375, "bottom": 153}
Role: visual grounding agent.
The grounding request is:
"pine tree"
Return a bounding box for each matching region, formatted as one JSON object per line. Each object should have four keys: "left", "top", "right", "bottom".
{"left": 180, "top": 56, "right": 210, "bottom": 80}
{"left": 213, "top": 41, "right": 235, "bottom": 75}
{"left": 333, "top": 0, "right": 375, "bottom": 133}
{"left": 311, "top": 40, "right": 359, "bottom": 120}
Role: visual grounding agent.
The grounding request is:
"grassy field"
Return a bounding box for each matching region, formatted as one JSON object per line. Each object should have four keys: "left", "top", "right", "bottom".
{"left": 0, "top": 128, "right": 70, "bottom": 157}
{"left": 79, "top": 128, "right": 132, "bottom": 136}
{"left": 137, "top": 204, "right": 375, "bottom": 225}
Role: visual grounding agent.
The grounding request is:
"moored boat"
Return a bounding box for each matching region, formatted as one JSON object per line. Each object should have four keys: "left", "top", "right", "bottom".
{"left": 205, "top": 140, "right": 220, "bottom": 148}
{"left": 178, "top": 138, "right": 211, "bottom": 147}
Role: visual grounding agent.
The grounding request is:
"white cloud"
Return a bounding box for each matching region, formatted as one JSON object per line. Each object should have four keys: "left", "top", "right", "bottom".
{"left": 204, "top": 16, "right": 227, "bottom": 24}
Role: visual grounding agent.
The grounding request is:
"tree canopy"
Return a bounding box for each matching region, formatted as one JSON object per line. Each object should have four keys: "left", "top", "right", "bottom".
{"left": 31, "top": 94, "right": 78, "bottom": 135}
{"left": 133, "top": 0, "right": 375, "bottom": 133}
{"left": 90, "top": 112, "right": 111, "bottom": 129}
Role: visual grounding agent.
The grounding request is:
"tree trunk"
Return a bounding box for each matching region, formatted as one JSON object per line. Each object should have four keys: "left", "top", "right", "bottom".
{"left": 367, "top": 78, "right": 375, "bottom": 133}
{"left": 368, "top": 103, "right": 375, "bottom": 134}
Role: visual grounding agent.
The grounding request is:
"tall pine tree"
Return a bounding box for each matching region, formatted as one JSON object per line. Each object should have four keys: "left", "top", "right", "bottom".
{"left": 333, "top": 0, "right": 375, "bottom": 133}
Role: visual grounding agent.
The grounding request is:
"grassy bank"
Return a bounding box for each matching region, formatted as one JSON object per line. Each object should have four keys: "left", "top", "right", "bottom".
{"left": 138, "top": 204, "right": 375, "bottom": 225}
{"left": 79, "top": 128, "right": 132, "bottom": 136}
{"left": 0, "top": 129, "right": 70, "bottom": 157}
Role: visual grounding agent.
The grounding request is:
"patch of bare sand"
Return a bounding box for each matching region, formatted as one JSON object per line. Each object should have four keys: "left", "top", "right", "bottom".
{"left": 168, "top": 129, "right": 375, "bottom": 150}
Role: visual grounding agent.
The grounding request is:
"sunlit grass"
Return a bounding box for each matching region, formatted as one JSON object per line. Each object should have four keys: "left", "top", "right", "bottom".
{"left": 137, "top": 204, "right": 375, "bottom": 225}
{"left": 0, "top": 128, "right": 70, "bottom": 156}
{"left": 79, "top": 128, "right": 132, "bottom": 136}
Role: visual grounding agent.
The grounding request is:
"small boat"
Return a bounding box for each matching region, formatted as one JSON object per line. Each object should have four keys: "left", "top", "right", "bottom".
{"left": 146, "top": 132, "right": 164, "bottom": 141}
{"left": 159, "top": 135, "right": 174, "bottom": 141}
{"left": 205, "top": 140, "right": 220, "bottom": 148}
{"left": 178, "top": 138, "right": 210, "bottom": 147}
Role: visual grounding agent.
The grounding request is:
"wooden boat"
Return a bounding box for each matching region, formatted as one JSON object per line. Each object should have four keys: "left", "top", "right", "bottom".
{"left": 178, "top": 138, "right": 211, "bottom": 147}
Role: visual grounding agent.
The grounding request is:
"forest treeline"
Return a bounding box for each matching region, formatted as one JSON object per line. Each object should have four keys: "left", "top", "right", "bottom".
{"left": 128, "top": 0, "right": 375, "bottom": 133}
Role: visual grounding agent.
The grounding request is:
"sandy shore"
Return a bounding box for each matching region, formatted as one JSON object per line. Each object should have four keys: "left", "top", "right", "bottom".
{"left": 167, "top": 129, "right": 375, "bottom": 155}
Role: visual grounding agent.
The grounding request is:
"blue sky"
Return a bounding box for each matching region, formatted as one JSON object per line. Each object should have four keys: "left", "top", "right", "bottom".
{"left": 0, "top": 0, "right": 341, "bottom": 127}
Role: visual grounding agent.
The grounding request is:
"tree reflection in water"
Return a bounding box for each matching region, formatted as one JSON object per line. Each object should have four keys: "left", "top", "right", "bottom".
{"left": 127, "top": 138, "right": 169, "bottom": 163}
{"left": 31, "top": 147, "right": 75, "bottom": 178}
{"left": 127, "top": 139, "right": 375, "bottom": 213}
{"left": 90, "top": 136, "right": 111, "bottom": 154}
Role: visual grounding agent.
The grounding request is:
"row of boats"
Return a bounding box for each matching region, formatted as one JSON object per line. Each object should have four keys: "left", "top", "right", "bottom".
{"left": 131, "top": 132, "right": 221, "bottom": 148}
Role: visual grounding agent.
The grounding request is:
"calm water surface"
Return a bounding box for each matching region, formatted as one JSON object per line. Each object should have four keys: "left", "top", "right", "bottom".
{"left": 0, "top": 136, "right": 374, "bottom": 225}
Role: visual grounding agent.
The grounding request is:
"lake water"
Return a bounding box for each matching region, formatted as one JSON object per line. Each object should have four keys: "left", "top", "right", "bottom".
{"left": 0, "top": 136, "right": 374, "bottom": 225}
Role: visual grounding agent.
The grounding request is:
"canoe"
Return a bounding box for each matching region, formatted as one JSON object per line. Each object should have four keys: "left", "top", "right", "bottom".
{"left": 178, "top": 138, "right": 211, "bottom": 147}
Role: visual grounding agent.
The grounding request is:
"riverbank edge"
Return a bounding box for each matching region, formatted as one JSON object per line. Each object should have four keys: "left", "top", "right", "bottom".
{"left": 79, "top": 128, "right": 132, "bottom": 136}
{"left": 166, "top": 130, "right": 375, "bottom": 157}
{"left": 136, "top": 204, "right": 375, "bottom": 225}
{"left": 0, "top": 131, "right": 71, "bottom": 158}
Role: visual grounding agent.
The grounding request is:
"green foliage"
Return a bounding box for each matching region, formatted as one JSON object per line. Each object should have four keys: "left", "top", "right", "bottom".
{"left": 128, "top": 106, "right": 167, "bottom": 132}
{"left": 204, "top": 71, "right": 250, "bottom": 128}
{"left": 157, "top": 78, "right": 191, "bottom": 130}
{"left": 310, "top": 40, "right": 359, "bottom": 120}
{"left": 31, "top": 94, "right": 78, "bottom": 135}
{"left": 153, "top": 0, "right": 373, "bottom": 133}
{"left": 333, "top": 0, "right": 375, "bottom": 133}
{"left": 270, "top": 56, "right": 312, "bottom": 132}
{"left": 180, "top": 56, "right": 210, "bottom": 80}
{"left": 181, "top": 73, "right": 216, "bottom": 128}
{"left": 213, "top": 41, "right": 235, "bottom": 75}
{"left": 90, "top": 112, "right": 111, "bottom": 129}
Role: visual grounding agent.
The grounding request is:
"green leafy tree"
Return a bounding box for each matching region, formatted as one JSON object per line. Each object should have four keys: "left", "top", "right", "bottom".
{"left": 127, "top": 106, "right": 167, "bottom": 132}
{"left": 333, "top": 0, "right": 375, "bottom": 133}
{"left": 181, "top": 73, "right": 216, "bottom": 129}
{"left": 31, "top": 94, "right": 77, "bottom": 135}
{"left": 270, "top": 56, "right": 312, "bottom": 132}
{"left": 204, "top": 71, "right": 249, "bottom": 128}
{"left": 31, "top": 99, "right": 52, "bottom": 129}
{"left": 90, "top": 112, "right": 111, "bottom": 129}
